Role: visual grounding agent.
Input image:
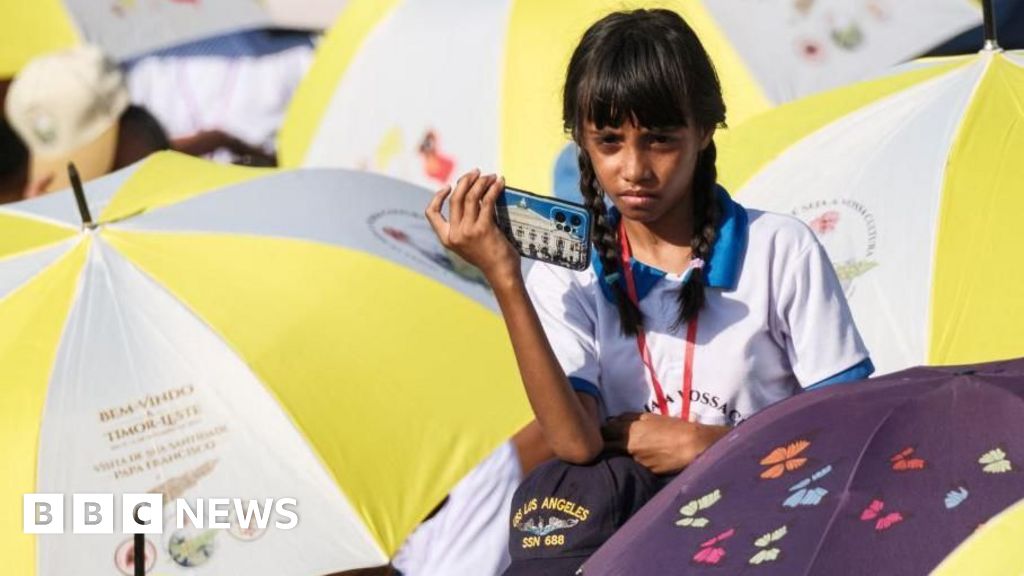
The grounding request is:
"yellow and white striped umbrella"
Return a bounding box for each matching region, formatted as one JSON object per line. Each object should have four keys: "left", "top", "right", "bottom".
{"left": 0, "top": 0, "right": 348, "bottom": 77}
{"left": 279, "top": 0, "right": 978, "bottom": 195}
{"left": 0, "top": 151, "right": 530, "bottom": 575}
{"left": 717, "top": 48, "right": 1024, "bottom": 375}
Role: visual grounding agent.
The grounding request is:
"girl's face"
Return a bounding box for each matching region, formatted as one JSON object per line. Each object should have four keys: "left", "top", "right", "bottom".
{"left": 582, "top": 119, "right": 712, "bottom": 227}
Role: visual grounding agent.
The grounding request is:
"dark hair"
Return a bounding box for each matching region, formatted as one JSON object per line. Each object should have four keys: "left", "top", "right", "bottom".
{"left": 0, "top": 118, "right": 28, "bottom": 175}
{"left": 563, "top": 9, "right": 726, "bottom": 335}
{"left": 114, "top": 105, "right": 171, "bottom": 169}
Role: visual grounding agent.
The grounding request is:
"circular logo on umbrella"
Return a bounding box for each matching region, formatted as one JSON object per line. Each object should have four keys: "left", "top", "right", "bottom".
{"left": 228, "top": 507, "right": 268, "bottom": 542}
{"left": 369, "top": 209, "right": 490, "bottom": 289}
{"left": 114, "top": 537, "right": 157, "bottom": 575}
{"left": 167, "top": 528, "right": 217, "bottom": 567}
{"left": 791, "top": 198, "right": 878, "bottom": 297}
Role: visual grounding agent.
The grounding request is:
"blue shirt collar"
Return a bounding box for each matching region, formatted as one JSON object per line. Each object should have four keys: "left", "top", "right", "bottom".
{"left": 593, "top": 185, "right": 749, "bottom": 302}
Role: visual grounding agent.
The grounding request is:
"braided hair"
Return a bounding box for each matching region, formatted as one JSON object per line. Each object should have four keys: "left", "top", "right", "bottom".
{"left": 563, "top": 9, "right": 727, "bottom": 336}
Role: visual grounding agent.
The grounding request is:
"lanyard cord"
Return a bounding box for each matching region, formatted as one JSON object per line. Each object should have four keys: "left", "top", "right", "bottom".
{"left": 618, "top": 221, "right": 699, "bottom": 419}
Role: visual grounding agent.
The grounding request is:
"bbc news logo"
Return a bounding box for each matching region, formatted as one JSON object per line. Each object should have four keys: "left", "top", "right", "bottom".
{"left": 24, "top": 494, "right": 298, "bottom": 534}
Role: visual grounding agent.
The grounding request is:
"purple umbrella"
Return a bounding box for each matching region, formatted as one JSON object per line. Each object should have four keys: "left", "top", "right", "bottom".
{"left": 581, "top": 357, "right": 1024, "bottom": 576}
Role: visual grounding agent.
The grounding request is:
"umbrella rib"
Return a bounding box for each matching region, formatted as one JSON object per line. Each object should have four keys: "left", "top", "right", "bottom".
{"left": 799, "top": 405, "right": 897, "bottom": 576}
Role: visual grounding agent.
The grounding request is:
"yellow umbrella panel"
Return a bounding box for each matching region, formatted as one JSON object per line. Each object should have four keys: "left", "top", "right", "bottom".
{"left": 717, "top": 50, "right": 1024, "bottom": 375}
{"left": 0, "top": 0, "right": 346, "bottom": 77}
{"left": 0, "top": 152, "right": 530, "bottom": 575}
{"left": 931, "top": 497, "right": 1024, "bottom": 575}
{"left": 280, "top": 0, "right": 978, "bottom": 195}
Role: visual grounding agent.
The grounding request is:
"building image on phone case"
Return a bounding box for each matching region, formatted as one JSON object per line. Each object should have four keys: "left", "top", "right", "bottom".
{"left": 500, "top": 198, "right": 588, "bottom": 270}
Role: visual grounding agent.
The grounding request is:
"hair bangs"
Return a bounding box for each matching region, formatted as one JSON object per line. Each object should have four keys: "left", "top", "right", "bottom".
{"left": 577, "top": 31, "right": 691, "bottom": 132}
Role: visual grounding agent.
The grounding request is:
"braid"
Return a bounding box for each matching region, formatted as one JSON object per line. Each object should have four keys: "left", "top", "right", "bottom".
{"left": 578, "top": 149, "right": 644, "bottom": 335}
{"left": 676, "top": 140, "right": 721, "bottom": 327}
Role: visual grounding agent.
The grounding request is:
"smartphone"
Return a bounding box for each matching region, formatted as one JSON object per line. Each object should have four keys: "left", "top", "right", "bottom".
{"left": 495, "top": 186, "right": 592, "bottom": 271}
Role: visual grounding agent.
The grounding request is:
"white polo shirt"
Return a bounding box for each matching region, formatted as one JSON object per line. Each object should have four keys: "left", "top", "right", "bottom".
{"left": 525, "top": 188, "right": 872, "bottom": 426}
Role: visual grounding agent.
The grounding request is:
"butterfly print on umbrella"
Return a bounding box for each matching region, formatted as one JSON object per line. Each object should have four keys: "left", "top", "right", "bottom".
{"left": 693, "top": 528, "right": 736, "bottom": 565}
{"left": 783, "top": 464, "right": 832, "bottom": 508}
{"left": 760, "top": 439, "right": 812, "bottom": 480}
{"left": 944, "top": 486, "right": 969, "bottom": 510}
{"left": 979, "top": 447, "right": 1014, "bottom": 474}
{"left": 860, "top": 498, "right": 905, "bottom": 532}
{"left": 677, "top": 488, "right": 723, "bottom": 529}
{"left": 890, "top": 446, "right": 927, "bottom": 472}
{"left": 748, "top": 525, "right": 788, "bottom": 565}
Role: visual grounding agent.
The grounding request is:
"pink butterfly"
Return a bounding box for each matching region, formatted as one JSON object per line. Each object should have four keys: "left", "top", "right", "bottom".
{"left": 693, "top": 528, "right": 735, "bottom": 565}
{"left": 860, "top": 499, "right": 904, "bottom": 531}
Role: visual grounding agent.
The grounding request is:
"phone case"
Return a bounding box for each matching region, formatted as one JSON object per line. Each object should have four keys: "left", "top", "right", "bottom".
{"left": 495, "top": 186, "right": 592, "bottom": 271}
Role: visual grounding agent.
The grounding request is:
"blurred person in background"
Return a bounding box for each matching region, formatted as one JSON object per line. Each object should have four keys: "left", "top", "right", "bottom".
{"left": 4, "top": 45, "right": 170, "bottom": 198}
{"left": 0, "top": 75, "right": 29, "bottom": 204}
{"left": 0, "top": 78, "right": 28, "bottom": 204}
{"left": 124, "top": 29, "right": 315, "bottom": 167}
{"left": 0, "top": 118, "right": 28, "bottom": 204}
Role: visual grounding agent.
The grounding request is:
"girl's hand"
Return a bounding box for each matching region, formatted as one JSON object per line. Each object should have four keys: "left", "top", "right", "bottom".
{"left": 425, "top": 169, "right": 521, "bottom": 282}
{"left": 602, "top": 412, "right": 730, "bottom": 475}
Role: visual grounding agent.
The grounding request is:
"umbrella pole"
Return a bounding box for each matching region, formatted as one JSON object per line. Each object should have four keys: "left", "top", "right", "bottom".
{"left": 982, "top": 0, "right": 1002, "bottom": 51}
{"left": 67, "top": 163, "right": 95, "bottom": 229}
{"left": 134, "top": 533, "right": 145, "bottom": 576}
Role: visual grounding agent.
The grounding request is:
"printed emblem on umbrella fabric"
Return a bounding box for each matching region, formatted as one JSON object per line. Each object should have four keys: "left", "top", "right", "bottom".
{"left": 783, "top": 464, "right": 832, "bottom": 508}
{"left": 944, "top": 486, "right": 969, "bottom": 510}
{"left": 692, "top": 527, "right": 736, "bottom": 565}
{"left": 760, "top": 439, "right": 811, "bottom": 480}
{"left": 979, "top": 447, "right": 1013, "bottom": 474}
{"left": 676, "top": 489, "right": 723, "bottom": 528}
{"left": 890, "top": 446, "right": 927, "bottom": 472}
{"left": 748, "top": 525, "right": 788, "bottom": 565}
{"left": 860, "top": 499, "right": 905, "bottom": 532}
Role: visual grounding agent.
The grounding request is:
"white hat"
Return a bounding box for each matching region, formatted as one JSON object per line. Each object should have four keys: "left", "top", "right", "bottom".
{"left": 4, "top": 45, "right": 130, "bottom": 194}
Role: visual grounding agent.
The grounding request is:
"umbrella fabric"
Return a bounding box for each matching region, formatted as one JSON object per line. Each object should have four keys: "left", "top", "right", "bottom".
{"left": 278, "top": 0, "right": 977, "bottom": 195}
{"left": 716, "top": 49, "right": 1024, "bottom": 375}
{"left": 0, "top": 151, "right": 531, "bottom": 575}
{"left": 932, "top": 496, "right": 1024, "bottom": 575}
{"left": 581, "top": 357, "right": 1024, "bottom": 576}
{"left": 0, "top": 0, "right": 348, "bottom": 77}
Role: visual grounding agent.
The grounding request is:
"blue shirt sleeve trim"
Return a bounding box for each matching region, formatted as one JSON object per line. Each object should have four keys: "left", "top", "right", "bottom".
{"left": 806, "top": 357, "right": 876, "bottom": 391}
{"left": 568, "top": 377, "right": 603, "bottom": 402}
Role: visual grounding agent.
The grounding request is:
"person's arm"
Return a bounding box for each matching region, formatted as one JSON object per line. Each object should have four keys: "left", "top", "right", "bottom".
{"left": 602, "top": 413, "right": 729, "bottom": 475}
{"left": 511, "top": 420, "right": 555, "bottom": 477}
{"left": 425, "top": 170, "right": 602, "bottom": 463}
{"left": 171, "top": 130, "right": 277, "bottom": 166}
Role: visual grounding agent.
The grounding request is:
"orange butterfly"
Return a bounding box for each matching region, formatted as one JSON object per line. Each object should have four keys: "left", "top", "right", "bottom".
{"left": 890, "top": 447, "right": 926, "bottom": 472}
{"left": 760, "top": 440, "right": 811, "bottom": 479}
{"left": 860, "top": 499, "right": 904, "bottom": 532}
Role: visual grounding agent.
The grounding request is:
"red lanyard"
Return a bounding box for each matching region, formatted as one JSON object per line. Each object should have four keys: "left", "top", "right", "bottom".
{"left": 618, "top": 221, "right": 699, "bottom": 420}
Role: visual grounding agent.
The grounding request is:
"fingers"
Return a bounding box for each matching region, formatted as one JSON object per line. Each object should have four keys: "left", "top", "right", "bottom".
{"left": 478, "top": 175, "right": 505, "bottom": 225}
{"left": 463, "top": 173, "right": 496, "bottom": 224}
{"left": 601, "top": 412, "right": 640, "bottom": 441}
{"left": 449, "top": 169, "right": 480, "bottom": 227}
{"left": 425, "top": 185, "right": 453, "bottom": 245}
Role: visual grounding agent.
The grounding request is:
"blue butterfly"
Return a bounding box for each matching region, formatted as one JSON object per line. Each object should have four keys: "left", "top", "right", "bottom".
{"left": 944, "top": 486, "right": 969, "bottom": 509}
{"left": 783, "top": 464, "right": 833, "bottom": 508}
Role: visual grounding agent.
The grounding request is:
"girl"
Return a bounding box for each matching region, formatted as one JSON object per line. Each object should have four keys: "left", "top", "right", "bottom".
{"left": 425, "top": 9, "right": 872, "bottom": 475}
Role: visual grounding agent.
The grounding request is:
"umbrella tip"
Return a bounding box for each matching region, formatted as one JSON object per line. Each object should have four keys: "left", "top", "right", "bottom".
{"left": 981, "top": 0, "right": 1002, "bottom": 52}
{"left": 67, "top": 162, "right": 96, "bottom": 229}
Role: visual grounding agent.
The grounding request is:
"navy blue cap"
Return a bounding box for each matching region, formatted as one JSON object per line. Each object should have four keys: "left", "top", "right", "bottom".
{"left": 503, "top": 454, "right": 664, "bottom": 576}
